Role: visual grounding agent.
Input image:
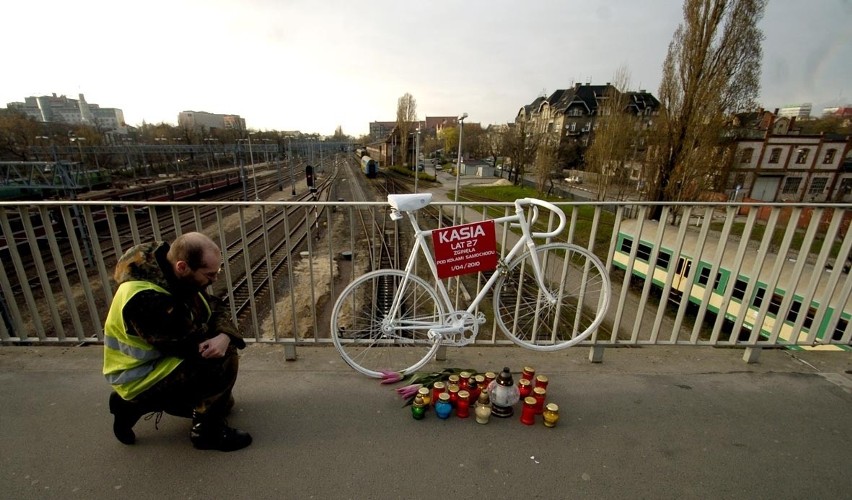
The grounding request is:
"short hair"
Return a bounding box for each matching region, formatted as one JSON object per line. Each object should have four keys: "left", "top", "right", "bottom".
{"left": 167, "top": 232, "right": 218, "bottom": 270}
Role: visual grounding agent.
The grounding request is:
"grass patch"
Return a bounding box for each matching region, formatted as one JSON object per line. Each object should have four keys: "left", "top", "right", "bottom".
{"left": 458, "top": 184, "right": 617, "bottom": 258}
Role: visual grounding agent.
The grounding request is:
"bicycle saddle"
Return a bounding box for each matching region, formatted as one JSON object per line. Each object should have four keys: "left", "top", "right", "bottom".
{"left": 388, "top": 193, "right": 432, "bottom": 212}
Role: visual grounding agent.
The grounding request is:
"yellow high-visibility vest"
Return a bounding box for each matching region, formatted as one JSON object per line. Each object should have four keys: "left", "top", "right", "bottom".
{"left": 103, "top": 280, "right": 210, "bottom": 400}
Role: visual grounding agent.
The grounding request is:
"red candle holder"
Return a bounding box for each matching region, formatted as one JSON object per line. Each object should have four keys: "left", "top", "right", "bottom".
{"left": 431, "top": 381, "right": 446, "bottom": 407}
{"left": 520, "top": 397, "right": 537, "bottom": 425}
{"left": 532, "top": 387, "right": 547, "bottom": 415}
{"left": 518, "top": 378, "right": 532, "bottom": 399}
{"left": 456, "top": 390, "right": 471, "bottom": 418}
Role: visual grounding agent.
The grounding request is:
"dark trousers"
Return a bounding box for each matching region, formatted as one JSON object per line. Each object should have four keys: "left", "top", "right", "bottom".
{"left": 130, "top": 347, "right": 239, "bottom": 417}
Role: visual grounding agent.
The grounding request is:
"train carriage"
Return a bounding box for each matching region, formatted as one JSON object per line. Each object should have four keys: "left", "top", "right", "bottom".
{"left": 612, "top": 218, "right": 851, "bottom": 351}
{"left": 360, "top": 155, "right": 377, "bottom": 178}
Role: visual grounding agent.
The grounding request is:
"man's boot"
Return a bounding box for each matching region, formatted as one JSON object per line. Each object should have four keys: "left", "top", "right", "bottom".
{"left": 164, "top": 394, "right": 234, "bottom": 419}
{"left": 190, "top": 410, "right": 252, "bottom": 452}
{"left": 109, "top": 391, "right": 155, "bottom": 445}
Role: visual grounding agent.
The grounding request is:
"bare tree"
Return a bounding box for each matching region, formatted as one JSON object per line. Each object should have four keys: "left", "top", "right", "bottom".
{"left": 534, "top": 134, "right": 559, "bottom": 194}
{"left": 584, "top": 66, "right": 639, "bottom": 201}
{"left": 647, "top": 0, "right": 765, "bottom": 219}
{"left": 504, "top": 120, "right": 543, "bottom": 186}
{"left": 396, "top": 93, "right": 417, "bottom": 167}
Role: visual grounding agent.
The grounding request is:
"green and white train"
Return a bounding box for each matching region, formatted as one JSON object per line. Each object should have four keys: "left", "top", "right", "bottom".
{"left": 612, "top": 218, "right": 851, "bottom": 351}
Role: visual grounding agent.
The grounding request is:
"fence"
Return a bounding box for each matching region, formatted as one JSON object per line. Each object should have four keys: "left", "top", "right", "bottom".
{"left": 1, "top": 199, "right": 849, "bottom": 363}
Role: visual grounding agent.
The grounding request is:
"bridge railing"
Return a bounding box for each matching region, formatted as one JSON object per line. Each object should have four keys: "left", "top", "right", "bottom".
{"left": 1, "top": 200, "right": 849, "bottom": 362}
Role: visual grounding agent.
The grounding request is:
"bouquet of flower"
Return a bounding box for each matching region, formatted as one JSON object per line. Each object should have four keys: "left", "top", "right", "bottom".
{"left": 379, "top": 368, "right": 479, "bottom": 406}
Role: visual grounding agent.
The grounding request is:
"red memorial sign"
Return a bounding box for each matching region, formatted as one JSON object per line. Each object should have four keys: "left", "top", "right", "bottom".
{"left": 432, "top": 220, "right": 498, "bottom": 279}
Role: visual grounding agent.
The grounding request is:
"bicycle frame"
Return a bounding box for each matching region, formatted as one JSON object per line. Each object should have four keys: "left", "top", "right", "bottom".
{"left": 386, "top": 197, "right": 566, "bottom": 342}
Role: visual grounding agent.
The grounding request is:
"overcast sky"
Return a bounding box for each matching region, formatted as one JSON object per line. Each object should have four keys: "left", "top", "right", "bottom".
{"left": 2, "top": 0, "right": 850, "bottom": 136}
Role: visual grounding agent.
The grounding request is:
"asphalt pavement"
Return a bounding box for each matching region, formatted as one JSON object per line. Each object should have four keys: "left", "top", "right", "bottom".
{"left": 1, "top": 344, "right": 850, "bottom": 499}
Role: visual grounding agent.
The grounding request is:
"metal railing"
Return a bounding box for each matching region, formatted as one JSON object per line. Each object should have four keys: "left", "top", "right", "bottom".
{"left": 1, "top": 199, "right": 849, "bottom": 362}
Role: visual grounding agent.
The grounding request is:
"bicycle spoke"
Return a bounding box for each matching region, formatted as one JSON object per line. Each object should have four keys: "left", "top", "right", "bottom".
{"left": 494, "top": 243, "right": 611, "bottom": 351}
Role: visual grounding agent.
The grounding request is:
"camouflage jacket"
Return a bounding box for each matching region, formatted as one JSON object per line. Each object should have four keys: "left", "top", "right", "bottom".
{"left": 113, "top": 241, "right": 245, "bottom": 359}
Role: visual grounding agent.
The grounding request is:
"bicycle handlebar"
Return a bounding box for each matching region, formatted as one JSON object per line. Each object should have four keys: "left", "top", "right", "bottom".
{"left": 514, "top": 198, "right": 566, "bottom": 239}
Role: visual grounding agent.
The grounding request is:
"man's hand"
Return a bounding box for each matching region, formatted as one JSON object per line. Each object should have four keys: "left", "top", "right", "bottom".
{"left": 199, "top": 333, "right": 231, "bottom": 359}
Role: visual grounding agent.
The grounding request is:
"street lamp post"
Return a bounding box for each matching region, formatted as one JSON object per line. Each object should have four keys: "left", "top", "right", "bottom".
{"left": 288, "top": 137, "right": 296, "bottom": 196}
{"left": 414, "top": 126, "right": 421, "bottom": 193}
{"left": 70, "top": 137, "right": 91, "bottom": 190}
{"left": 247, "top": 133, "right": 260, "bottom": 201}
{"left": 453, "top": 113, "right": 468, "bottom": 203}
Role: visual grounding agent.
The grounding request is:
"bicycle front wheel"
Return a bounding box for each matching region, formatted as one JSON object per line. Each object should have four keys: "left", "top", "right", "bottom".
{"left": 494, "top": 243, "right": 611, "bottom": 351}
{"left": 331, "top": 269, "right": 445, "bottom": 378}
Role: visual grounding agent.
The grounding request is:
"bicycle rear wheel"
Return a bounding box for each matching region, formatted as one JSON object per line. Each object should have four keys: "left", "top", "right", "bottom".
{"left": 494, "top": 243, "right": 610, "bottom": 351}
{"left": 331, "top": 269, "right": 445, "bottom": 378}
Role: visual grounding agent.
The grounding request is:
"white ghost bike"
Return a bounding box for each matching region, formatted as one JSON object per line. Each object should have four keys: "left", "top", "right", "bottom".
{"left": 331, "top": 193, "right": 611, "bottom": 378}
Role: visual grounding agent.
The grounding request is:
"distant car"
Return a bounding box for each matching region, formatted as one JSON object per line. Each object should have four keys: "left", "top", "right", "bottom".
{"left": 435, "top": 164, "right": 443, "bottom": 171}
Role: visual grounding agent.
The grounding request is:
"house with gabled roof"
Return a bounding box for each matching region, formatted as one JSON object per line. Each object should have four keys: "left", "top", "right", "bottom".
{"left": 517, "top": 82, "right": 659, "bottom": 148}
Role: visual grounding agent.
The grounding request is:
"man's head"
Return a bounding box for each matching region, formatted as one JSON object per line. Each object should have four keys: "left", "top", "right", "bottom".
{"left": 167, "top": 232, "right": 222, "bottom": 288}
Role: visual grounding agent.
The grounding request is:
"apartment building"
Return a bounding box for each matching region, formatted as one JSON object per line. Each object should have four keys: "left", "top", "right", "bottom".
{"left": 6, "top": 93, "right": 126, "bottom": 133}
{"left": 728, "top": 116, "right": 852, "bottom": 202}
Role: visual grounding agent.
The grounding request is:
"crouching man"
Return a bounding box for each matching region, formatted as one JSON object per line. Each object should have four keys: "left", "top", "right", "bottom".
{"left": 103, "top": 232, "right": 251, "bottom": 452}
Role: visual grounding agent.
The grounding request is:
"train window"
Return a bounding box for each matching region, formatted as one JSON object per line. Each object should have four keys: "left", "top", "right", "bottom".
{"left": 732, "top": 278, "right": 748, "bottom": 300}
{"left": 697, "top": 267, "right": 722, "bottom": 289}
{"left": 804, "top": 307, "right": 816, "bottom": 329}
{"left": 619, "top": 237, "right": 633, "bottom": 254}
{"left": 655, "top": 251, "right": 671, "bottom": 270}
{"left": 786, "top": 300, "right": 801, "bottom": 323}
{"left": 637, "top": 243, "right": 652, "bottom": 262}
{"left": 833, "top": 318, "right": 848, "bottom": 341}
{"left": 752, "top": 287, "right": 765, "bottom": 307}
{"left": 768, "top": 293, "right": 783, "bottom": 315}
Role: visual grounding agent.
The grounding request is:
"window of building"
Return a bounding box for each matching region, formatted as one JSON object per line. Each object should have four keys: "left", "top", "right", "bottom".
{"left": 809, "top": 177, "right": 828, "bottom": 195}
{"left": 823, "top": 149, "right": 837, "bottom": 164}
{"left": 739, "top": 148, "right": 754, "bottom": 163}
{"left": 795, "top": 148, "right": 809, "bottom": 164}
{"left": 782, "top": 177, "right": 802, "bottom": 194}
{"left": 768, "top": 148, "right": 782, "bottom": 164}
{"left": 568, "top": 122, "right": 576, "bottom": 132}
{"left": 619, "top": 237, "right": 633, "bottom": 254}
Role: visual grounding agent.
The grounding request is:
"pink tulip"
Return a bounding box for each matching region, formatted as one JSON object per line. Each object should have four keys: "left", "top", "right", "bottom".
{"left": 395, "top": 383, "right": 423, "bottom": 400}
{"left": 379, "top": 370, "right": 404, "bottom": 384}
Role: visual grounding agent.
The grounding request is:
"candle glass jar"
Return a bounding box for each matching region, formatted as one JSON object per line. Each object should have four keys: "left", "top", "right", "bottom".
{"left": 542, "top": 403, "right": 559, "bottom": 427}
{"left": 534, "top": 374, "right": 548, "bottom": 390}
{"left": 459, "top": 371, "right": 472, "bottom": 391}
{"left": 411, "top": 394, "right": 426, "bottom": 420}
{"left": 468, "top": 378, "right": 480, "bottom": 404}
{"left": 456, "top": 390, "right": 471, "bottom": 418}
{"left": 484, "top": 372, "right": 496, "bottom": 388}
{"left": 431, "top": 381, "right": 446, "bottom": 406}
{"left": 448, "top": 374, "right": 460, "bottom": 387}
{"left": 520, "top": 397, "right": 537, "bottom": 425}
{"left": 435, "top": 393, "right": 452, "bottom": 419}
{"left": 521, "top": 366, "right": 536, "bottom": 384}
{"left": 518, "top": 378, "right": 532, "bottom": 399}
{"left": 448, "top": 384, "right": 460, "bottom": 407}
{"left": 417, "top": 386, "right": 431, "bottom": 406}
{"left": 474, "top": 392, "right": 492, "bottom": 424}
{"left": 532, "top": 387, "right": 547, "bottom": 415}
